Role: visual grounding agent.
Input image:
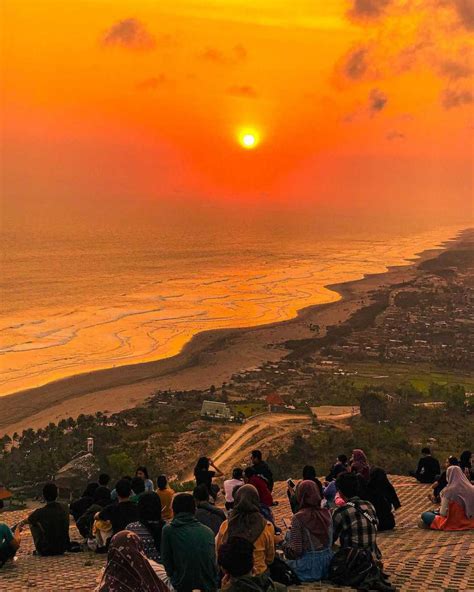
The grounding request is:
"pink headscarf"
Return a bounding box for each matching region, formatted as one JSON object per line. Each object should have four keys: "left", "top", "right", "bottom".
{"left": 351, "top": 449, "right": 370, "bottom": 481}
{"left": 442, "top": 465, "right": 474, "bottom": 519}
{"left": 295, "top": 480, "right": 332, "bottom": 547}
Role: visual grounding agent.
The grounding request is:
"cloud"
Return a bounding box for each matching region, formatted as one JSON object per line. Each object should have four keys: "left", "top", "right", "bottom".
{"left": 453, "top": 0, "right": 474, "bottom": 30}
{"left": 386, "top": 130, "right": 405, "bottom": 140}
{"left": 226, "top": 85, "right": 257, "bottom": 98}
{"left": 369, "top": 88, "right": 388, "bottom": 114}
{"left": 441, "top": 88, "right": 473, "bottom": 109}
{"left": 199, "top": 44, "right": 247, "bottom": 65}
{"left": 347, "top": 0, "right": 391, "bottom": 20}
{"left": 343, "top": 47, "right": 369, "bottom": 80}
{"left": 438, "top": 59, "right": 473, "bottom": 80}
{"left": 102, "top": 18, "right": 156, "bottom": 51}
{"left": 136, "top": 75, "right": 168, "bottom": 90}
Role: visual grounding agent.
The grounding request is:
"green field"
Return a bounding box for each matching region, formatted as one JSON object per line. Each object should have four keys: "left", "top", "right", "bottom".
{"left": 343, "top": 361, "right": 474, "bottom": 394}
{"left": 232, "top": 402, "right": 267, "bottom": 417}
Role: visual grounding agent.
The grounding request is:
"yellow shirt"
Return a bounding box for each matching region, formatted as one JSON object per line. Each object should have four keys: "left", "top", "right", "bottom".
{"left": 157, "top": 487, "right": 174, "bottom": 521}
{"left": 216, "top": 520, "right": 275, "bottom": 574}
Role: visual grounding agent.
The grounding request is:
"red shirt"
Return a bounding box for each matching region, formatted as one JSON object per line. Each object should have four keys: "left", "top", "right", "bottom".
{"left": 249, "top": 475, "right": 273, "bottom": 507}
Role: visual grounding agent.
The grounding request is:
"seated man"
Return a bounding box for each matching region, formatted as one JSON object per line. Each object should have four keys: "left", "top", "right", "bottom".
{"left": 161, "top": 493, "right": 218, "bottom": 592}
{"left": 411, "top": 448, "right": 441, "bottom": 484}
{"left": 97, "top": 478, "right": 139, "bottom": 535}
{"left": 193, "top": 484, "right": 226, "bottom": 535}
{"left": 332, "top": 472, "right": 380, "bottom": 558}
{"left": 218, "top": 536, "right": 285, "bottom": 592}
{"left": 20, "top": 482, "right": 70, "bottom": 556}
{"left": 250, "top": 450, "right": 274, "bottom": 492}
{"left": 0, "top": 500, "right": 21, "bottom": 568}
{"left": 243, "top": 468, "right": 273, "bottom": 508}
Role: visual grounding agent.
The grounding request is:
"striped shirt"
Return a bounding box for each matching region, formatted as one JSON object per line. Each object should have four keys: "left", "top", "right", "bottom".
{"left": 332, "top": 497, "right": 380, "bottom": 558}
{"left": 126, "top": 521, "right": 161, "bottom": 563}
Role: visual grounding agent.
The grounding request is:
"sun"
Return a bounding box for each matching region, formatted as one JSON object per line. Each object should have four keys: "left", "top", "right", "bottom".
{"left": 238, "top": 129, "right": 260, "bottom": 149}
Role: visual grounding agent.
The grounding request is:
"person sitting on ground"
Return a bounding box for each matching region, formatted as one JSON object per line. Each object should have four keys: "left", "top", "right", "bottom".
{"left": 332, "top": 472, "right": 380, "bottom": 559}
{"left": 366, "top": 468, "right": 401, "bottom": 532}
{"left": 193, "top": 484, "right": 226, "bottom": 535}
{"left": 98, "top": 473, "right": 111, "bottom": 489}
{"left": 350, "top": 449, "right": 371, "bottom": 482}
{"left": 194, "top": 457, "right": 223, "bottom": 501}
{"left": 70, "top": 482, "right": 99, "bottom": 523}
{"left": 250, "top": 450, "right": 274, "bottom": 492}
{"left": 97, "top": 478, "right": 139, "bottom": 536}
{"left": 136, "top": 466, "right": 155, "bottom": 493}
{"left": 18, "top": 482, "right": 70, "bottom": 556}
{"left": 156, "top": 475, "right": 175, "bottom": 521}
{"left": 283, "top": 480, "right": 333, "bottom": 582}
{"left": 97, "top": 530, "right": 170, "bottom": 592}
{"left": 110, "top": 475, "right": 132, "bottom": 502}
{"left": 420, "top": 465, "right": 474, "bottom": 531}
{"left": 243, "top": 467, "right": 274, "bottom": 522}
{"left": 223, "top": 468, "right": 244, "bottom": 511}
{"left": 430, "top": 456, "right": 459, "bottom": 503}
{"left": 410, "top": 447, "right": 441, "bottom": 484}
{"left": 161, "top": 493, "right": 218, "bottom": 592}
{"left": 287, "top": 465, "right": 324, "bottom": 514}
{"left": 216, "top": 484, "right": 276, "bottom": 576}
{"left": 326, "top": 454, "right": 349, "bottom": 482}
{"left": 130, "top": 476, "right": 146, "bottom": 502}
{"left": 126, "top": 492, "right": 165, "bottom": 563}
{"left": 460, "top": 450, "right": 473, "bottom": 481}
{"left": 76, "top": 486, "right": 111, "bottom": 540}
{"left": 0, "top": 500, "right": 21, "bottom": 568}
{"left": 218, "top": 536, "right": 285, "bottom": 592}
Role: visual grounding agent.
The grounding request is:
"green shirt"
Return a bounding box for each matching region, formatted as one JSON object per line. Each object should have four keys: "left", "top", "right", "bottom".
{"left": 0, "top": 523, "right": 14, "bottom": 550}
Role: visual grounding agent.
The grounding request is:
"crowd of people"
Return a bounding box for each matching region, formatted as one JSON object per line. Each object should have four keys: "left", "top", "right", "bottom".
{"left": 0, "top": 447, "right": 473, "bottom": 591}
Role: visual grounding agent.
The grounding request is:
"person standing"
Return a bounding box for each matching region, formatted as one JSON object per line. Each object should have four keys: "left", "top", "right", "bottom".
{"left": 194, "top": 457, "right": 223, "bottom": 500}
{"left": 250, "top": 450, "right": 274, "bottom": 492}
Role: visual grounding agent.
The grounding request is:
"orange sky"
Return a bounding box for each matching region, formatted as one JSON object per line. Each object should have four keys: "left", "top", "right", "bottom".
{"left": 1, "top": 0, "right": 473, "bottom": 227}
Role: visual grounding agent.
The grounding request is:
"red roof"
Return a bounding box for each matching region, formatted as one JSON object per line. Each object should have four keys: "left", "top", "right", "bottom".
{"left": 0, "top": 486, "right": 12, "bottom": 500}
{"left": 266, "top": 393, "right": 285, "bottom": 406}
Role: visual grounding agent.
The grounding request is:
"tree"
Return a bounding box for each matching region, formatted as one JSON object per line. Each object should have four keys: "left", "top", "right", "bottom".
{"left": 107, "top": 452, "right": 134, "bottom": 478}
{"left": 359, "top": 392, "right": 388, "bottom": 422}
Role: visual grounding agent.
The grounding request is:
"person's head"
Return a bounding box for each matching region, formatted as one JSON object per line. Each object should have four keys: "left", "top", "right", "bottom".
{"left": 250, "top": 450, "right": 262, "bottom": 465}
{"left": 336, "top": 472, "right": 359, "bottom": 501}
{"left": 194, "top": 457, "right": 210, "bottom": 472}
{"left": 193, "top": 484, "right": 210, "bottom": 503}
{"left": 43, "top": 482, "right": 58, "bottom": 502}
{"left": 446, "top": 465, "right": 467, "bottom": 486}
{"left": 135, "top": 466, "right": 149, "bottom": 480}
{"left": 368, "top": 467, "right": 389, "bottom": 490}
{"left": 138, "top": 492, "right": 162, "bottom": 523}
{"left": 234, "top": 484, "right": 261, "bottom": 512}
{"left": 232, "top": 467, "right": 243, "bottom": 480}
{"left": 445, "top": 456, "right": 459, "bottom": 468}
{"left": 115, "top": 478, "right": 132, "bottom": 500}
{"left": 296, "top": 480, "right": 322, "bottom": 509}
{"left": 172, "top": 493, "right": 196, "bottom": 516}
{"left": 156, "top": 475, "right": 168, "bottom": 490}
{"left": 302, "top": 465, "right": 317, "bottom": 481}
{"left": 337, "top": 454, "right": 348, "bottom": 464}
{"left": 218, "top": 537, "right": 254, "bottom": 578}
{"left": 83, "top": 482, "right": 99, "bottom": 498}
{"left": 243, "top": 467, "right": 256, "bottom": 483}
{"left": 460, "top": 450, "right": 472, "bottom": 467}
{"left": 131, "top": 476, "right": 146, "bottom": 495}
{"left": 93, "top": 486, "right": 112, "bottom": 507}
{"left": 421, "top": 447, "right": 431, "bottom": 456}
{"left": 99, "top": 473, "right": 110, "bottom": 487}
{"left": 351, "top": 449, "right": 368, "bottom": 464}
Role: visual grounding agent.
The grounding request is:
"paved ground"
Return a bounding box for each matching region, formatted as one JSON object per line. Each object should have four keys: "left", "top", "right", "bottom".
{"left": 0, "top": 476, "right": 472, "bottom": 591}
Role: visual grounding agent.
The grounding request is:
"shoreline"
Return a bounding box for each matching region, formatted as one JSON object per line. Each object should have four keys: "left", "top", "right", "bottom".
{"left": 0, "top": 229, "right": 468, "bottom": 435}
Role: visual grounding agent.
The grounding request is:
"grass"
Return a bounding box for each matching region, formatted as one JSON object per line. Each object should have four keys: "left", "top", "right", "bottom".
{"left": 232, "top": 402, "right": 267, "bottom": 418}
{"left": 343, "top": 361, "right": 474, "bottom": 394}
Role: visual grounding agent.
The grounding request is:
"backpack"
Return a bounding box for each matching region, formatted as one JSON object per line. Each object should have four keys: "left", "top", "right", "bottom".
{"left": 329, "top": 548, "right": 396, "bottom": 591}
{"left": 268, "top": 556, "right": 301, "bottom": 586}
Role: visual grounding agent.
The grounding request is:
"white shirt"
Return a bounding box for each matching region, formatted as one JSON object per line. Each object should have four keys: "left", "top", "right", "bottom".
{"left": 223, "top": 478, "right": 244, "bottom": 503}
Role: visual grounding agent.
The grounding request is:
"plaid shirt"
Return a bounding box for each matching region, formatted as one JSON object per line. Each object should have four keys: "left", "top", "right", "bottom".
{"left": 332, "top": 496, "right": 380, "bottom": 557}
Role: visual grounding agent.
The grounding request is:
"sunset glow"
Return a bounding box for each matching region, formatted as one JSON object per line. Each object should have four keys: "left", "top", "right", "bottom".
{"left": 239, "top": 130, "right": 259, "bottom": 149}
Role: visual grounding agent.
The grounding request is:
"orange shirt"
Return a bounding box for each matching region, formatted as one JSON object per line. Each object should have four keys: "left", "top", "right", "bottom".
{"left": 431, "top": 500, "right": 474, "bottom": 531}
{"left": 157, "top": 487, "right": 174, "bottom": 521}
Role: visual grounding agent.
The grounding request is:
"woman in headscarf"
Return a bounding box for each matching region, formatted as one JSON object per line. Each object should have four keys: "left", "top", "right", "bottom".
{"left": 96, "top": 530, "right": 169, "bottom": 592}
{"left": 126, "top": 492, "right": 165, "bottom": 563}
{"left": 366, "top": 468, "right": 401, "bottom": 531}
{"left": 350, "top": 449, "right": 370, "bottom": 482}
{"left": 421, "top": 466, "right": 474, "bottom": 531}
{"left": 216, "top": 484, "right": 276, "bottom": 575}
{"left": 283, "top": 480, "right": 333, "bottom": 582}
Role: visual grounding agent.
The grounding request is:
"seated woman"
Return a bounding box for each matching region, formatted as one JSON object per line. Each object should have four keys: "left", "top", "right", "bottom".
{"left": 287, "top": 466, "right": 324, "bottom": 514}
{"left": 97, "top": 530, "right": 170, "bottom": 592}
{"left": 421, "top": 466, "right": 474, "bottom": 531}
{"left": 350, "top": 449, "right": 370, "bottom": 482}
{"left": 430, "top": 456, "right": 459, "bottom": 503}
{"left": 135, "top": 467, "right": 155, "bottom": 494}
{"left": 366, "top": 468, "right": 401, "bottom": 531}
{"left": 283, "top": 480, "right": 333, "bottom": 582}
{"left": 126, "top": 492, "right": 165, "bottom": 563}
{"left": 216, "top": 484, "right": 276, "bottom": 576}
{"left": 194, "top": 457, "right": 223, "bottom": 501}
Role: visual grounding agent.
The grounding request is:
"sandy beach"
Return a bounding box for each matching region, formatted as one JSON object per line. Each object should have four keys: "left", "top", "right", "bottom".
{"left": 0, "top": 237, "right": 461, "bottom": 436}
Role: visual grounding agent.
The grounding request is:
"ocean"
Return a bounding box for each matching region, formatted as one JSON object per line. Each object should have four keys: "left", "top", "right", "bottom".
{"left": 0, "top": 223, "right": 464, "bottom": 397}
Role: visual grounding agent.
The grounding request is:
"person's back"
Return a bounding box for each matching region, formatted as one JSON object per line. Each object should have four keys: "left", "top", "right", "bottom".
{"left": 26, "top": 483, "right": 70, "bottom": 556}
{"left": 162, "top": 493, "right": 217, "bottom": 592}
{"left": 366, "top": 469, "right": 401, "bottom": 532}
{"left": 332, "top": 473, "right": 379, "bottom": 558}
{"left": 251, "top": 451, "right": 274, "bottom": 491}
{"left": 245, "top": 469, "right": 273, "bottom": 507}
{"left": 98, "top": 479, "right": 139, "bottom": 534}
{"left": 414, "top": 448, "right": 440, "bottom": 483}
{"left": 157, "top": 475, "right": 174, "bottom": 521}
{"left": 194, "top": 485, "right": 225, "bottom": 535}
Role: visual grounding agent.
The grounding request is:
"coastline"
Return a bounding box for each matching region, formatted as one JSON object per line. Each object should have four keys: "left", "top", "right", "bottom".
{"left": 0, "top": 230, "right": 467, "bottom": 435}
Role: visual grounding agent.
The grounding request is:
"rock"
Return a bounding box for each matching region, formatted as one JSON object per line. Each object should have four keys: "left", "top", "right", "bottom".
{"left": 54, "top": 452, "right": 100, "bottom": 495}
